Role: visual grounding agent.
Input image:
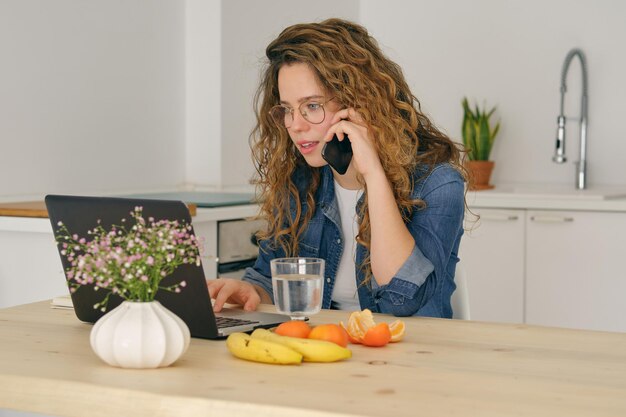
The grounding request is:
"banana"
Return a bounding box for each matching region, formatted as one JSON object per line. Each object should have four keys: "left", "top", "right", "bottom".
{"left": 226, "top": 332, "right": 303, "bottom": 365}
{"left": 251, "top": 328, "right": 352, "bottom": 363}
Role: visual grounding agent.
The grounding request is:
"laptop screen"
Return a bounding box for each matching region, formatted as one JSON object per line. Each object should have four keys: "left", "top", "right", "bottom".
{"left": 45, "top": 194, "right": 220, "bottom": 339}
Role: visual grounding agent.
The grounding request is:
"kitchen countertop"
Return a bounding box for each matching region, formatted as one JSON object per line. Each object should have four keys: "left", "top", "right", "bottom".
{"left": 2, "top": 300, "right": 626, "bottom": 417}
{"left": 3, "top": 185, "right": 626, "bottom": 220}
{"left": 0, "top": 191, "right": 259, "bottom": 218}
{"left": 468, "top": 183, "right": 626, "bottom": 211}
{"left": 0, "top": 200, "right": 198, "bottom": 218}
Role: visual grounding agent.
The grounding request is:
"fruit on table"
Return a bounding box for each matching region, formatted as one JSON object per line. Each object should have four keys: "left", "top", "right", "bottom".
{"left": 361, "top": 323, "right": 392, "bottom": 347}
{"left": 251, "top": 328, "right": 352, "bottom": 362}
{"left": 341, "top": 309, "right": 405, "bottom": 347}
{"left": 308, "top": 323, "right": 349, "bottom": 347}
{"left": 226, "top": 332, "right": 303, "bottom": 365}
{"left": 274, "top": 320, "right": 312, "bottom": 338}
{"left": 388, "top": 319, "right": 405, "bottom": 342}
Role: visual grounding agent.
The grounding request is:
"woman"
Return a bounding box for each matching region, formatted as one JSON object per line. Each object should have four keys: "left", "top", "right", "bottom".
{"left": 208, "top": 18, "right": 466, "bottom": 318}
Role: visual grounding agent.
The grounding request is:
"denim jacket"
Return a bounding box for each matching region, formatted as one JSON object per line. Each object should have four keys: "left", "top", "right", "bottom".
{"left": 243, "top": 163, "right": 465, "bottom": 318}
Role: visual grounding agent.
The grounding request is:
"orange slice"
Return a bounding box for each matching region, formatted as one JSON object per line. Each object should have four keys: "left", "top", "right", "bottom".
{"left": 388, "top": 319, "right": 405, "bottom": 342}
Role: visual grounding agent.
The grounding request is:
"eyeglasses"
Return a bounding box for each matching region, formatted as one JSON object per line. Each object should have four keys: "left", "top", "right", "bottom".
{"left": 269, "top": 97, "right": 334, "bottom": 128}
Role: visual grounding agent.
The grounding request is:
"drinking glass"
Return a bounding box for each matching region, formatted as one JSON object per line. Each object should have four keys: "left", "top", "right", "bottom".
{"left": 271, "top": 257, "right": 325, "bottom": 320}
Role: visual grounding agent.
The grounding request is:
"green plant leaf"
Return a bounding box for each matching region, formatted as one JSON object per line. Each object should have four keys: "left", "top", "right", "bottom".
{"left": 462, "top": 98, "right": 477, "bottom": 160}
{"left": 490, "top": 121, "right": 500, "bottom": 150}
{"left": 477, "top": 113, "right": 491, "bottom": 160}
{"left": 461, "top": 98, "right": 500, "bottom": 161}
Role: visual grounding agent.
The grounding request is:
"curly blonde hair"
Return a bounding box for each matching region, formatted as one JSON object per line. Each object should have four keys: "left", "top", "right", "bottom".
{"left": 250, "top": 18, "right": 466, "bottom": 283}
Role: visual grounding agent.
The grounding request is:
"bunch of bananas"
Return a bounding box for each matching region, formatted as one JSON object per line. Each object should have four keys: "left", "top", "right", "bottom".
{"left": 226, "top": 328, "right": 352, "bottom": 365}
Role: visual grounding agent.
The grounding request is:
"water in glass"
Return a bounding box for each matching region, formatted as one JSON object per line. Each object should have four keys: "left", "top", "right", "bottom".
{"left": 271, "top": 258, "right": 324, "bottom": 320}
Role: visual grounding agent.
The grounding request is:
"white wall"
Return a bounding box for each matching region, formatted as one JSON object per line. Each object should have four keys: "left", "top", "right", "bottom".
{"left": 0, "top": 0, "right": 186, "bottom": 202}
{"left": 360, "top": 0, "right": 626, "bottom": 186}
{"left": 2, "top": 0, "right": 625, "bottom": 202}
{"left": 185, "top": 0, "right": 221, "bottom": 188}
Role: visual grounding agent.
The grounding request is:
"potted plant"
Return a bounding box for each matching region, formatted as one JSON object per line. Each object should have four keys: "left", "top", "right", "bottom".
{"left": 54, "top": 207, "right": 202, "bottom": 368}
{"left": 462, "top": 97, "right": 501, "bottom": 190}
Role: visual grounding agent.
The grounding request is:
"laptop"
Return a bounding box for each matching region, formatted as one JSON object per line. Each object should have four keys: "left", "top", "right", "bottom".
{"left": 45, "top": 194, "right": 290, "bottom": 339}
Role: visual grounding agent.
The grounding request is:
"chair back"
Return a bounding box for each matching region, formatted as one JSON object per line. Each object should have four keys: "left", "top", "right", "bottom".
{"left": 451, "top": 263, "right": 471, "bottom": 320}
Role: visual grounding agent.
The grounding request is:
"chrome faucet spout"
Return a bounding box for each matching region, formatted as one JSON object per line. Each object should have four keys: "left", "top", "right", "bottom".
{"left": 553, "top": 48, "right": 589, "bottom": 190}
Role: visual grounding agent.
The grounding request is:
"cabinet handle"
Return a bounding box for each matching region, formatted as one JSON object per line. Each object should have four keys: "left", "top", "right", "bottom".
{"left": 481, "top": 214, "right": 519, "bottom": 221}
{"left": 530, "top": 215, "right": 574, "bottom": 223}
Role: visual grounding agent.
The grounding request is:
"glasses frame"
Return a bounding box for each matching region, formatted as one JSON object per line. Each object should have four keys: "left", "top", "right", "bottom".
{"left": 269, "top": 97, "right": 335, "bottom": 129}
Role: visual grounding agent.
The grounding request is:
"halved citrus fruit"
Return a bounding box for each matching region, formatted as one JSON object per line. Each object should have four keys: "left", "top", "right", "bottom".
{"left": 362, "top": 323, "right": 391, "bottom": 347}
{"left": 342, "top": 309, "right": 405, "bottom": 346}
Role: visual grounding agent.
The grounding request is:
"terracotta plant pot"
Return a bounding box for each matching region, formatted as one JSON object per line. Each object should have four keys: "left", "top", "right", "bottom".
{"left": 466, "top": 160, "right": 495, "bottom": 191}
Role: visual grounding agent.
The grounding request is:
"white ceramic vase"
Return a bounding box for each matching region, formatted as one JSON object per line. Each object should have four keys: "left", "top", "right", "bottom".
{"left": 90, "top": 300, "right": 190, "bottom": 369}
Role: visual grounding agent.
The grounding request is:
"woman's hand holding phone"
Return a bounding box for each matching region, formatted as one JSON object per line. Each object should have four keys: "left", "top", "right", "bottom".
{"left": 321, "top": 134, "right": 352, "bottom": 175}
{"left": 324, "top": 108, "right": 385, "bottom": 180}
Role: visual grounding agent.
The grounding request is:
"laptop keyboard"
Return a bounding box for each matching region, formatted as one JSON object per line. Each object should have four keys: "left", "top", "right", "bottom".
{"left": 215, "top": 316, "right": 260, "bottom": 329}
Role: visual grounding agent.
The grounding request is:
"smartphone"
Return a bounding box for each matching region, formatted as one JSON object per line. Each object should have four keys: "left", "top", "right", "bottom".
{"left": 321, "top": 134, "right": 353, "bottom": 175}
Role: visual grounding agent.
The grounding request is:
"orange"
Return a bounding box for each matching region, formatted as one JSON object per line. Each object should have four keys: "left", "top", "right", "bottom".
{"left": 344, "top": 309, "right": 375, "bottom": 342}
{"left": 308, "top": 324, "right": 349, "bottom": 347}
{"left": 388, "top": 319, "right": 405, "bottom": 342}
{"left": 340, "top": 322, "right": 362, "bottom": 344}
{"left": 274, "top": 320, "right": 312, "bottom": 338}
{"left": 362, "top": 323, "right": 391, "bottom": 347}
{"left": 342, "top": 309, "right": 405, "bottom": 346}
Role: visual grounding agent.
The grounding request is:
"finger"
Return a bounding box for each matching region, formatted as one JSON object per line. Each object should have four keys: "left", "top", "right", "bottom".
{"left": 212, "top": 286, "right": 232, "bottom": 313}
{"left": 329, "top": 108, "right": 349, "bottom": 125}
{"left": 324, "top": 120, "right": 354, "bottom": 142}
{"left": 345, "top": 108, "right": 364, "bottom": 123}
{"left": 330, "top": 108, "right": 363, "bottom": 125}
{"left": 206, "top": 279, "right": 224, "bottom": 300}
{"left": 243, "top": 293, "right": 260, "bottom": 312}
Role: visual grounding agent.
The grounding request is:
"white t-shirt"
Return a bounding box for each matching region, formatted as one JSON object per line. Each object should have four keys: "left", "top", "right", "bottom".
{"left": 331, "top": 180, "right": 362, "bottom": 311}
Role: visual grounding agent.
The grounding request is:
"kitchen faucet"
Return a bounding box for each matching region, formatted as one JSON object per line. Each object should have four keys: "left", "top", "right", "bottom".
{"left": 553, "top": 48, "right": 588, "bottom": 190}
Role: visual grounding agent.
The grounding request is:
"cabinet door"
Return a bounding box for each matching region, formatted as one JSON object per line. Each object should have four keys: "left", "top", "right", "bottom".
{"left": 526, "top": 210, "right": 626, "bottom": 332}
{"left": 458, "top": 208, "right": 525, "bottom": 323}
{"left": 0, "top": 225, "right": 68, "bottom": 308}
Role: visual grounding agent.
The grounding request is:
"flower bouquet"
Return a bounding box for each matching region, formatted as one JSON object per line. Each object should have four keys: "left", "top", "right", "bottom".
{"left": 55, "top": 206, "right": 201, "bottom": 311}
{"left": 54, "top": 206, "right": 202, "bottom": 368}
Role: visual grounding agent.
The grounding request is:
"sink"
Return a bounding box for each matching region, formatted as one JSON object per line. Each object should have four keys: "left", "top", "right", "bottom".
{"left": 479, "top": 184, "right": 626, "bottom": 200}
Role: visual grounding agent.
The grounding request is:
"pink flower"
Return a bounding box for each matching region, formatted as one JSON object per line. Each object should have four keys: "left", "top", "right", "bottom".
{"left": 55, "top": 206, "right": 199, "bottom": 308}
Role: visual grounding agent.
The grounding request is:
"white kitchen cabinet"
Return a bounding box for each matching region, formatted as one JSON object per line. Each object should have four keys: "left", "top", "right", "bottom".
{"left": 525, "top": 210, "right": 626, "bottom": 332}
{"left": 0, "top": 218, "right": 67, "bottom": 309}
{"left": 458, "top": 208, "right": 525, "bottom": 323}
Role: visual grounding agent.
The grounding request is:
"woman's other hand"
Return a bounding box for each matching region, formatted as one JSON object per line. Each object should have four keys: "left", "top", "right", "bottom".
{"left": 206, "top": 278, "right": 269, "bottom": 312}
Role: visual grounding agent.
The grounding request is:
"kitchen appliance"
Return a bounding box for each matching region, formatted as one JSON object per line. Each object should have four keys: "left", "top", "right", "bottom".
{"left": 217, "top": 218, "right": 266, "bottom": 279}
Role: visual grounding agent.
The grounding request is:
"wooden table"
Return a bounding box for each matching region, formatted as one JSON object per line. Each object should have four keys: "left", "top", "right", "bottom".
{"left": 1, "top": 301, "right": 626, "bottom": 417}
